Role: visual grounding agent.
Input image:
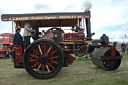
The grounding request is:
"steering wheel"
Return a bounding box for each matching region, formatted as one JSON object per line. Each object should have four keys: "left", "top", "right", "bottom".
{"left": 45, "top": 27, "right": 64, "bottom": 34}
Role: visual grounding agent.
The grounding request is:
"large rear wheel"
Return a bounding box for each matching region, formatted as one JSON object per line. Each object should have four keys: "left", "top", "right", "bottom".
{"left": 23, "top": 39, "right": 64, "bottom": 79}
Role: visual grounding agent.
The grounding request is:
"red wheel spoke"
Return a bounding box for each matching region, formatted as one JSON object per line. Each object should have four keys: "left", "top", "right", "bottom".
{"left": 38, "top": 45, "right": 43, "bottom": 55}
{"left": 30, "top": 54, "right": 39, "bottom": 58}
{"left": 46, "top": 64, "right": 50, "bottom": 73}
{"left": 49, "top": 51, "right": 57, "bottom": 56}
{"left": 29, "top": 59, "right": 38, "bottom": 62}
{"left": 31, "top": 52, "right": 38, "bottom": 55}
{"left": 32, "top": 62, "right": 40, "bottom": 68}
{"left": 51, "top": 60, "right": 59, "bottom": 64}
{"left": 49, "top": 56, "right": 59, "bottom": 59}
{"left": 43, "top": 45, "right": 46, "bottom": 53}
{"left": 41, "top": 64, "right": 45, "bottom": 74}
{"left": 33, "top": 49, "right": 40, "bottom": 55}
{"left": 48, "top": 63, "right": 55, "bottom": 69}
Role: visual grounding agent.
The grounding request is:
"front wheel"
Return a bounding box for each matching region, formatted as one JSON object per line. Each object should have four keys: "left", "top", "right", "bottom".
{"left": 23, "top": 39, "right": 64, "bottom": 79}
{"left": 91, "top": 48, "right": 122, "bottom": 71}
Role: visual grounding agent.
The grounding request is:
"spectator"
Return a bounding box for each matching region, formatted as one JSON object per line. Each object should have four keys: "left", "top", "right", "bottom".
{"left": 9, "top": 45, "right": 14, "bottom": 62}
{"left": 8, "top": 46, "right": 12, "bottom": 59}
{"left": 23, "top": 21, "right": 34, "bottom": 50}
{"left": 13, "top": 28, "right": 24, "bottom": 45}
{"left": 121, "top": 42, "right": 126, "bottom": 54}
{"left": 126, "top": 42, "right": 128, "bottom": 54}
{"left": 32, "top": 22, "right": 40, "bottom": 41}
{"left": 2, "top": 48, "right": 6, "bottom": 59}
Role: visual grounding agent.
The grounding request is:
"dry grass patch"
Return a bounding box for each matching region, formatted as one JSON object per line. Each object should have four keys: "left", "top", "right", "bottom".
{"left": 0, "top": 54, "right": 128, "bottom": 85}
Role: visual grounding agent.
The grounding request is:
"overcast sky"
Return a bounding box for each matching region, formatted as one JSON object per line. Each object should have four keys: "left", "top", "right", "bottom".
{"left": 0, "top": 0, "right": 128, "bottom": 42}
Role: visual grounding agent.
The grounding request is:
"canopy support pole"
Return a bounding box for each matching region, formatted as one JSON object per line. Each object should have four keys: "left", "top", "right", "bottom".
{"left": 59, "top": 19, "right": 62, "bottom": 33}
{"left": 12, "top": 21, "right": 14, "bottom": 34}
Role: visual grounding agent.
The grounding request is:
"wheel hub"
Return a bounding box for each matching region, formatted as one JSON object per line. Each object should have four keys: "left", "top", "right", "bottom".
{"left": 39, "top": 55, "right": 48, "bottom": 64}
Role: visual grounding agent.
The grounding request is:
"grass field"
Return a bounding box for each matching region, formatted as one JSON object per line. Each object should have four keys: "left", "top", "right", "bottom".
{"left": 0, "top": 54, "right": 128, "bottom": 85}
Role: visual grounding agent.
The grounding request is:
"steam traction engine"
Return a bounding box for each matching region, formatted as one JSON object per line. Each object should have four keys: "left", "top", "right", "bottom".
{"left": 1, "top": 11, "right": 123, "bottom": 79}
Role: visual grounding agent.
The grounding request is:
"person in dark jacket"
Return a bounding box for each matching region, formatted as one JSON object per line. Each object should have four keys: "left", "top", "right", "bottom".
{"left": 121, "top": 42, "right": 126, "bottom": 54}
{"left": 32, "top": 22, "right": 40, "bottom": 41}
{"left": 100, "top": 34, "right": 109, "bottom": 45}
{"left": 13, "top": 28, "right": 24, "bottom": 45}
{"left": 2, "top": 48, "right": 6, "bottom": 59}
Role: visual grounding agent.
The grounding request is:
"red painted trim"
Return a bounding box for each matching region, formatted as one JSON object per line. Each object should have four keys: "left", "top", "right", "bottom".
{"left": 96, "top": 45, "right": 116, "bottom": 56}
{"left": 66, "top": 55, "right": 75, "bottom": 65}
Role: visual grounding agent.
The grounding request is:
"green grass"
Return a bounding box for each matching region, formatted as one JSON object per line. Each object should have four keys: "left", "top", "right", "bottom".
{"left": 122, "top": 54, "right": 128, "bottom": 60}
{"left": 0, "top": 54, "right": 128, "bottom": 85}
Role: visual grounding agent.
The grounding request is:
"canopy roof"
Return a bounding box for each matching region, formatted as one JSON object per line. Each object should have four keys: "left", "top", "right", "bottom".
{"left": 1, "top": 12, "right": 91, "bottom": 27}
